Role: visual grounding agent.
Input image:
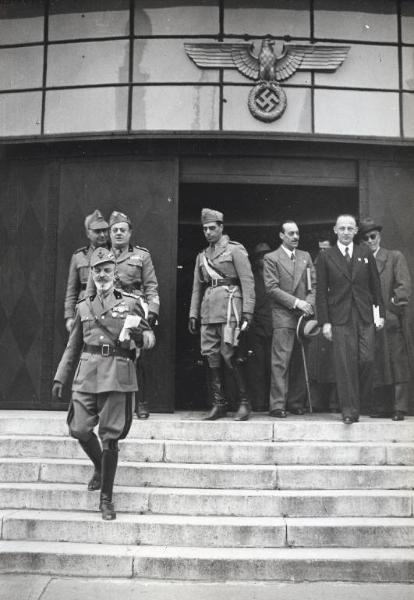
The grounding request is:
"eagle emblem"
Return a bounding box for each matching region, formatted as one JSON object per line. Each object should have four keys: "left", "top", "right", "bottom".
{"left": 185, "top": 39, "right": 350, "bottom": 122}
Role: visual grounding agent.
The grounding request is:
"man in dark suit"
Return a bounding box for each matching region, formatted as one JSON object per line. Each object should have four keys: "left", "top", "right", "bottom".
{"left": 316, "top": 214, "right": 385, "bottom": 424}
{"left": 263, "top": 221, "right": 316, "bottom": 417}
{"left": 360, "top": 217, "right": 411, "bottom": 421}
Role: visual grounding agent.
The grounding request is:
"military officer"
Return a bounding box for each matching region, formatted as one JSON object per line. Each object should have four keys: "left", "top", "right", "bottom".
{"left": 52, "top": 247, "right": 155, "bottom": 520}
{"left": 360, "top": 217, "right": 412, "bottom": 421}
{"left": 64, "top": 210, "right": 109, "bottom": 333}
{"left": 86, "top": 210, "right": 160, "bottom": 419}
{"left": 189, "top": 208, "right": 255, "bottom": 421}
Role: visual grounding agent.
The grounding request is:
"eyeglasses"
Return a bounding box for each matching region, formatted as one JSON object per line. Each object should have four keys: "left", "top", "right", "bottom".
{"left": 363, "top": 233, "right": 378, "bottom": 241}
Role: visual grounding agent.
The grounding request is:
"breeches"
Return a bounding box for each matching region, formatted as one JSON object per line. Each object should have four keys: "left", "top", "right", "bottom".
{"left": 200, "top": 323, "right": 236, "bottom": 368}
{"left": 67, "top": 391, "right": 134, "bottom": 449}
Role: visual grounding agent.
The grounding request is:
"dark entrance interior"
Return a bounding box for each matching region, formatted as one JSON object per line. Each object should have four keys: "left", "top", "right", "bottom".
{"left": 175, "top": 182, "right": 359, "bottom": 410}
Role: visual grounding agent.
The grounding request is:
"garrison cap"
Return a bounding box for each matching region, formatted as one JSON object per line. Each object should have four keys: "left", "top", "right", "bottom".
{"left": 359, "top": 217, "right": 383, "bottom": 237}
{"left": 85, "top": 209, "right": 108, "bottom": 230}
{"left": 201, "top": 208, "right": 223, "bottom": 225}
{"left": 109, "top": 211, "right": 132, "bottom": 227}
{"left": 90, "top": 247, "right": 115, "bottom": 268}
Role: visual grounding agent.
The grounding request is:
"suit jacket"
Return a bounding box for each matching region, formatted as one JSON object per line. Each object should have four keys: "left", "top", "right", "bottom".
{"left": 375, "top": 247, "right": 411, "bottom": 316}
{"left": 189, "top": 235, "right": 255, "bottom": 325}
{"left": 55, "top": 288, "right": 150, "bottom": 393}
{"left": 316, "top": 244, "right": 384, "bottom": 326}
{"left": 263, "top": 246, "right": 316, "bottom": 329}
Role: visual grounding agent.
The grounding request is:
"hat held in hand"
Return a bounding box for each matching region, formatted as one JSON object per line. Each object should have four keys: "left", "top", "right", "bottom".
{"left": 296, "top": 314, "right": 320, "bottom": 343}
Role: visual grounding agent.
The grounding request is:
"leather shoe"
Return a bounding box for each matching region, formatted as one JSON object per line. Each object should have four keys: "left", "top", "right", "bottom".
{"left": 342, "top": 417, "right": 353, "bottom": 425}
{"left": 392, "top": 411, "right": 405, "bottom": 421}
{"left": 352, "top": 417, "right": 359, "bottom": 423}
{"left": 270, "top": 409, "right": 287, "bottom": 418}
{"left": 289, "top": 408, "right": 305, "bottom": 415}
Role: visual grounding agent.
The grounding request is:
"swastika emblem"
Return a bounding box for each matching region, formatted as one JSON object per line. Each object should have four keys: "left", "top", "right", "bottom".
{"left": 248, "top": 82, "right": 287, "bottom": 122}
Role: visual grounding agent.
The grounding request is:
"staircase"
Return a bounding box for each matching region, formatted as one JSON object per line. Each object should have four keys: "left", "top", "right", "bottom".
{"left": 0, "top": 411, "right": 413, "bottom": 582}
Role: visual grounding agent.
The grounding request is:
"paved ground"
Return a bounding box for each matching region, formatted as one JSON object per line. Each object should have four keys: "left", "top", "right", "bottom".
{"left": 1, "top": 575, "right": 413, "bottom": 600}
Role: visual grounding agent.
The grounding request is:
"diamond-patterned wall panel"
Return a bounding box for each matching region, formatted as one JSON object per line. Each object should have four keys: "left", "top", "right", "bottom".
{"left": 54, "top": 158, "right": 178, "bottom": 412}
{"left": 0, "top": 161, "right": 51, "bottom": 408}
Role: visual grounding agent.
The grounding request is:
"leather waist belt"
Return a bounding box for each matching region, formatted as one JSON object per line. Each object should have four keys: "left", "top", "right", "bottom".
{"left": 80, "top": 284, "right": 87, "bottom": 290}
{"left": 83, "top": 344, "right": 135, "bottom": 360}
{"left": 208, "top": 278, "right": 240, "bottom": 288}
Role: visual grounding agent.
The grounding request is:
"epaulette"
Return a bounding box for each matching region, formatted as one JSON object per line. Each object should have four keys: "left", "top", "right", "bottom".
{"left": 134, "top": 245, "right": 149, "bottom": 253}
{"left": 229, "top": 241, "right": 242, "bottom": 246}
{"left": 74, "top": 246, "right": 88, "bottom": 254}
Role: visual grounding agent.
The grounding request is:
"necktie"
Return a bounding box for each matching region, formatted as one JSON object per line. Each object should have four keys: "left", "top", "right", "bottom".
{"left": 291, "top": 251, "right": 295, "bottom": 261}
{"left": 345, "top": 246, "right": 351, "bottom": 264}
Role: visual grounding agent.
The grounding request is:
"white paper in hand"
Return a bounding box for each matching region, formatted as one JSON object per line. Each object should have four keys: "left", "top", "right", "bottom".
{"left": 119, "top": 315, "right": 142, "bottom": 342}
{"left": 372, "top": 305, "right": 381, "bottom": 327}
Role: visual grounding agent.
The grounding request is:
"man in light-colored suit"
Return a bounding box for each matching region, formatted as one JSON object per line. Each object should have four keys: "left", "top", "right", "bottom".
{"left": 263, "top": 221, "right": 316, "bottom": 417}
{"left": 52, "top": 247, "right": 155, "bottom": 520}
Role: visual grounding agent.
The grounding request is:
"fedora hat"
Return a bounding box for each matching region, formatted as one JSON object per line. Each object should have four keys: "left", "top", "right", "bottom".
{"left": 296, "top": 314, "right": 320, "bottom": 343}
{"left": 359, "top": 217, "right": 382, "bottom": 237}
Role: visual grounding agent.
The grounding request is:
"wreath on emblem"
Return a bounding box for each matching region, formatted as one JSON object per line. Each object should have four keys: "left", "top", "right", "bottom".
{"left": 248, "top": 81, "right": 287, "bottom": 123}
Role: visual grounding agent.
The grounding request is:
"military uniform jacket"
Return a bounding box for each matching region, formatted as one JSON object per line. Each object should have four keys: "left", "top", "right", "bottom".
{"left": 86, "top": 245, "right": 160, "bottom": 316}
{"left": 263, "top": 247, "right": 316, "bottom": 329}
{"left": 55, "top": 289, "right": 150, "bottom": 394}
{"left": 316, "top": 244, "right": 384, "bottom": 326}
{"left": 64, "top": 246, "right": 94, "bottom": 319}
{"left": 189, "top": 235, "right": 255, "bottom": 325}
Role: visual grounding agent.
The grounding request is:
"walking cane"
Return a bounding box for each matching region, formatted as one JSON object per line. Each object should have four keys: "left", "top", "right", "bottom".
{"left": 300, "top": 341, "right": 313, "bottom": 414}
{"left": 296, "top": 315, "right": 320, "bottom": 415}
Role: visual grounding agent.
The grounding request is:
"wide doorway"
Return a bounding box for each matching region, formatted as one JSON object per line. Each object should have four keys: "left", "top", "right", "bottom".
{"left": 175, "top": 182, "right": 358, "bottom": 410}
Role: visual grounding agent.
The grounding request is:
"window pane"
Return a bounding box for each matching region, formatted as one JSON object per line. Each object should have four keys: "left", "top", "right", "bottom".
{"left": 315, "top": 44, "right": 398, "bottom": 90}
{"left": 224, "top": 0, "right": 310, "bottom": 37}
{"left": 0, "top": 0, "right": 44, "bottom": 45}
{"left": 134, "top": 39, "right": 218, "bottom": 83}
{"left": 134, "top": 0, "right": 219, "bottom": 35}
{"left": 315, "top": 89, "right": 399, "bottom": 136}
{"left": 0, "top": 47, "right": 43, "bottom": 90}
{"left": 49, "top": 0, "right": 129, "bottom": 40}
{"left": 403, "top": 93, "right": 414, "bottom": 137}
{"left": 402, "top": 1, "right": 414, "bottom": 44}
{"left": 223, "top": 86, "right": 311, "bottom": 132}
{"left": 0, "top": 92, "right": 42, "bottom": 136}
{"left": 47, "top": 40, "right": 129, "bottom": 87}
{"left": 314, "top": 0, "right": 398, "bottom": 43}
{"left": 45, "top": 87, "right": 128, "bottom": 133}
{"left": 402, "top": 47, "right": 414, "bottom": 91}
{"left": 131, "top": 85, "right": 219, "bottom": 130}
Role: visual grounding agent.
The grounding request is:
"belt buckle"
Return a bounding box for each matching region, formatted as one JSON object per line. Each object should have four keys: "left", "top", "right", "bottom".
{"left": 101, "top": 344, "right": 110, "bottom": 357}
{"left": 211, "top": 279, "right": 218, "bottom": 288}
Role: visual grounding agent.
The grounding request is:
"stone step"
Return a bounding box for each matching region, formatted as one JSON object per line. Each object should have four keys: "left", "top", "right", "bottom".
{"left": 1, "top": 458, "right": 414, "bottom": 490}
{"left": 0, "top": 483, "right": 412, "bottom": 517}
{"left": 0, "top": 411, "right": 413, "bottom": 442}
{"left": 1, "top": 435, "right": 413, "bottom": 466}
{"left": 2, "top": 511, "right": 414, "bottom": 548}
{"left": 0, "top": 540, "right": 413, "bottom": 581}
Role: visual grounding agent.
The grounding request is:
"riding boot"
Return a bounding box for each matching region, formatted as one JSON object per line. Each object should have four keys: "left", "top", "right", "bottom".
{"left": 204, "top": 367, "right": 227, "bottom": 420}
{"left": 78, "top": 434, "right": 102, "bottom": 491}
{"left": 99, "top": 445, "right": 118, "bottom": 520}
{"left": 232, "top": 360, "right": 251, "bottom": 421}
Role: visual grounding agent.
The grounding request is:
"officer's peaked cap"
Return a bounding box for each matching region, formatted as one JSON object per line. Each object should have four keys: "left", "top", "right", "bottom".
{"left": 90, "top": 247, "right": 116, "bottom": 268}
{"left": 109, "top": 211, "right": 132, "bottom": 227}
{"left": 201, "top": 208, "right": 223, "bottom": 224}
{"left": 85, "top": 209, "right": 108, "bottom": 230}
